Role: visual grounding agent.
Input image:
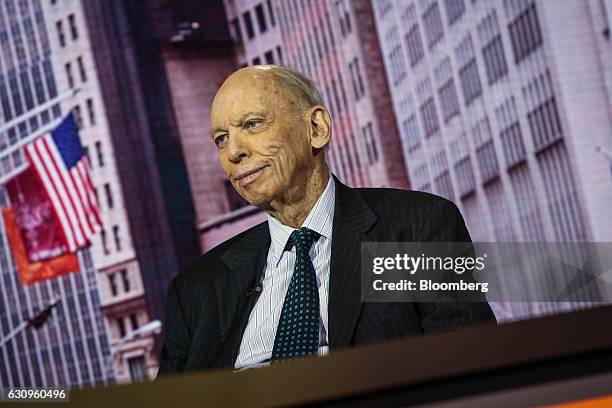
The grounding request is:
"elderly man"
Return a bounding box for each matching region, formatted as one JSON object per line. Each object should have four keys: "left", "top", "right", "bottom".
{"left": 157, "top": 65, "right": 495, "bottom": 375}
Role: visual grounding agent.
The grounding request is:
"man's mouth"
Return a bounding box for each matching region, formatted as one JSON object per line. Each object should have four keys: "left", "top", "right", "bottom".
{"left": 234, "top": 165, "right": 268, "bottom": 188}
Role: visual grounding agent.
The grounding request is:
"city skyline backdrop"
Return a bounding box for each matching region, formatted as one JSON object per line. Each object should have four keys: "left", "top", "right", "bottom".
{"left": 0, "top": 0, "right": 610, "bottom": 390}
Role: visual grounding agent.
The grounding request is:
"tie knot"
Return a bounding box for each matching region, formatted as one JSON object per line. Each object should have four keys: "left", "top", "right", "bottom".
{"left": 288, "top": 227, "right": 319, "bottom": 253}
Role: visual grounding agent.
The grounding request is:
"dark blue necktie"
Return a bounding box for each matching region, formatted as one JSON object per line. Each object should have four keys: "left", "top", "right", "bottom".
{"left": 271, "top": 227, "right": 320, "bottom": 362}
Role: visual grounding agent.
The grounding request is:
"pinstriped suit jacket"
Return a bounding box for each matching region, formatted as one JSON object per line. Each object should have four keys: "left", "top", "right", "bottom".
{"left": 157, "top": 177, "right": 496, "bottom": 376}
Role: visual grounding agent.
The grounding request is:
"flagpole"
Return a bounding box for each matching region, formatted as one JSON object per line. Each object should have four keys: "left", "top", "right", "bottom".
{"left": 0, "top": 294, "right": 61, "bottom": 349}
{"left": 0, "top": 88, "right": 81, "bottom": 186}
{"left": 0, "top": 89, "right": 80, "bottom": 135}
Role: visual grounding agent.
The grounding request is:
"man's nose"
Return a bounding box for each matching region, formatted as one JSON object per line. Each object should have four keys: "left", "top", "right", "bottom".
{"left": 226, "top": 133, "right": 250, "bottom": 163}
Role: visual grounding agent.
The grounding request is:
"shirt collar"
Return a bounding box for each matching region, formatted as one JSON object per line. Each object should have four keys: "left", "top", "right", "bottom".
{"left": 267, "top": 175, "right": 336, "bottom": 266}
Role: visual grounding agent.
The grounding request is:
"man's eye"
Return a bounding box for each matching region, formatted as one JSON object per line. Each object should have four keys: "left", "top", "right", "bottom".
{"left": 215, "top": 134, "right": 227, "bottom": 145}
{"left": 245, "top": 120, "right": 259, "bottom": 129}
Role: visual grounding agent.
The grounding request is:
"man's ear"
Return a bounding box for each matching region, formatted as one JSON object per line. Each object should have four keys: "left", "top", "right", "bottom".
{"left": 306, "top": 105, "right": 332, "bottom": 150}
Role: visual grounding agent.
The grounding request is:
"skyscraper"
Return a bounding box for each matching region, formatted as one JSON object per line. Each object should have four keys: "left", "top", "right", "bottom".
{"left": 372, "top": 0, "right": 612, "bottom": 319}
{"left": 1, "top": 0, "right": 215, "bottom": 386}
{"left": 0, "top": 0, "right": 112, "bottom": 388}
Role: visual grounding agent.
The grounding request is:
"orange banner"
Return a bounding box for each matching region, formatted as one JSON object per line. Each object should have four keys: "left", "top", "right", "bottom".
{"left": 543, "top": 395, "right": 612, "bottom": 407}
{"left": 2, "top": 207, "right": 79, "bottom": 285}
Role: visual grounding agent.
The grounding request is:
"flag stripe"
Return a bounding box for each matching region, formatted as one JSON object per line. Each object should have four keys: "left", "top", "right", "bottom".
{"left": 44, "top": 138, "right": 94, "bottom": 241}
{"left": 74, "top": 161, "right": 100, "bottom": 230}
{"left": 69, "top": 167, "right": 95, "bottom": 236}
{"left": 76, "top": 161, "right": 95, "bottom": 217}
{"left": 78, "top": 160, "right": 102, "bottom": 226}
{"left": 36, "top": 137, "right": 86, "bottom": 247}
{"left": 26, "top": 142, "right": 78, "bottom": 251}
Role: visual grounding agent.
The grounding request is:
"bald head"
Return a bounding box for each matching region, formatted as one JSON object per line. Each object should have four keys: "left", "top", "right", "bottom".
{"left": 214, "top": 65, "right": 324, "bottom": 117}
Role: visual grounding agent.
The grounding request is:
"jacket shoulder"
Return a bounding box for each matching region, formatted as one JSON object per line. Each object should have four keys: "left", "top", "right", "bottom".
{"left": 355, "top": 187, "right": 459, "bottom": 214}
{"left": 172, "top": 220, "right": 268, "bottom": 288}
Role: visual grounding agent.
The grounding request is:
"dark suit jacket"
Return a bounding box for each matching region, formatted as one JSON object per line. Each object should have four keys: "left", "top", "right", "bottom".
{"left": 157, "top": 177, "right": 496, "bottom": 376}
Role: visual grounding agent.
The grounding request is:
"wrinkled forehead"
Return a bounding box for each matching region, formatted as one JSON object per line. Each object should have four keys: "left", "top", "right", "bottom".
{"left": 211, "top": 72, "right": 302, "bottom": 126}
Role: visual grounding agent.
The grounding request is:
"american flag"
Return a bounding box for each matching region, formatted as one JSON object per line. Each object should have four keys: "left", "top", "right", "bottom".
{"left": 24, "top": 113, "right": 102, "bottom": 252}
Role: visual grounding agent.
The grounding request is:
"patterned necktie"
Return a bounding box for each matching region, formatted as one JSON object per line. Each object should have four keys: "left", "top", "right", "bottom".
{"left": 271, "top": 227, "right": 321, "bottom": 362}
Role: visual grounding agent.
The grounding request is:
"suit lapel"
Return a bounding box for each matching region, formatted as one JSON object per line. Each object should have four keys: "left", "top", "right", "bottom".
{"left": 191, "top": 222, "right": 270, "bottom": 370}
{"left": 329, "top": 177, "right": 378, "bottom": 349}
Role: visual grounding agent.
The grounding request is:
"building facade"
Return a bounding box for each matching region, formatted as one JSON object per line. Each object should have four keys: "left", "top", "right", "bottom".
{"left": 372, "top": 0, "right": 612, "bottom": 319}
{"left": 0, "top": 0, "right": 112, "bottom": 388}
{"left": 159, "top": 0, "right": 267, "bottom": 252}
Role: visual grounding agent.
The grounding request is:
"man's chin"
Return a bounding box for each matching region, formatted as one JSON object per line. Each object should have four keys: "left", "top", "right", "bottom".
{"left": 240, "top": 192, "right": 271, "bottom": 210}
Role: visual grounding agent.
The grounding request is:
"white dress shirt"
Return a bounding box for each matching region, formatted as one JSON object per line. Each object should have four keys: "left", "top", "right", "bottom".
{"left": 234, "top": 176, "right": 335, "bottom": 370}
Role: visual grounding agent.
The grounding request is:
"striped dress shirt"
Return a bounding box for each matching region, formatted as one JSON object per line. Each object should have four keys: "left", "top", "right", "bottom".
{"left": 234, "top": 176, "right": 336, "bottom": 370}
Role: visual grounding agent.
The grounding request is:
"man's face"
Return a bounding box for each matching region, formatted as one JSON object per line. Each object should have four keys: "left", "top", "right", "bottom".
{"left": 210, "top": 70, "right": 314, "bottom": 209}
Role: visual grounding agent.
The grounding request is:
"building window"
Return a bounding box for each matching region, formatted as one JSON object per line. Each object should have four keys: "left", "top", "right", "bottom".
{"left": 459, "top": 58, "right": 482, "bottom": 106}
{"left": 255, "top": 4, "right": 267, "bottom": 33}
{"left": 528, "top": 97, "right": 563, "bottom": 152}
{"left": 43, "top": 60, "right": 58, "bottom": 98}
{"left": 252, "top": 56, "right": 261, "bottom": 65}
{"left": 361, "top": 122, "right": 378, "bottom": 164}
{"left": 405, "top": 24, "right": 424, "bottom": 67}
{"left": 113, "top": 225, "right": 121, "bottom": 251}
{"left": 84, "top": 146, "right": 90, "bottom": 164}
{"left": 101, "top": 229, "right": 109, "bottom": 254}
{"left": 537, "top": 142, "right": 586, "bottom": 241}
{"left": 402, "top": 114, "right": 421, "bottom": 153}
{"left": 501, "top": 122, "right": 526, "bottom": 168}
{"left": 21, "top": 71, "right": 35, "bottom": 110}
{"left": 104, "top": 183, "right": 113, "bottom": 209}
{"left": 336, "top": 0, "right": 352, "bottom": 37}
{"left": 482, "top": 35, "right": 507, "bottom": 85}
{"left": 454, "top": 156, "right": 476, "bottom": 198}
{"left": 230, "top": 18, "right": 243, "bottom": 45}
{"left": 117, "top": 318, "right": 126, "bottom": 338}
{"left": 388, "top": 45, "right": 407, "bottom": 85}
{"left": 419, "top": 97, "right": 440, "bottom": 137}
{"left": 438, "top": 79, "right": 460, "bottom": 122}
{"left": 129, "top": 314, "right": 139, "bottom": 331}
{"left": 77, "top": 56, "right": 87, "bottom": 82}
{"left": 56, "top": 21, "right": 65, "bottom": 47}
{"left": 444, "top": 0, "right": 465, "bottom": 25}
{"left": 6, "top": 81, "right": 20, "bottom": 116}
{"left": 73, "top": 104, "right": 82, "bottom": 128}
{"left": 86, "top": 98, "right": 96, "bottom": 125}
{"left": 264, "top": 50, "right": 274, "bottom": 64}
{"left": 331, "top": 79, "right": 342, "bottom": 114}
{"left": 434, "top": 171, "right": 454, "bottom": 201}
{"left": 65, "top": 62, "right": 74, "bottom": 88}
{"left": 120, "top": 269, "right": 130, "bottom": 292}
{"left": 266, "top": 0, "right": 276, "bottom": 26}
{"left": 224, "top": 179, "right": 248, "bottom": 211}
{"left": 348, "top": 57, "right": 365, "bottom": 100}
{"left": 31, "top": 64, "right": 45, "bottom": 104}
{"left": 422, "top": 1, "right": 444, "bottom": 49}
{"left": 476, "top": 140, "right": 500, "bottom": 184}
{"left": 95, "top": 141, "right": 104, "bottom": 167}
{"left": 508, "top": 3, "right": 542, "bottom": 64}
{"left": 128, "top": 356, "right": 147, "bottom": 382}
{"left": 243, "top": 11, "right": 255, "bottom": 39}
{"left": 276, "top": 46, "right": 283, "bottom": 64}
{"left": 68, "top": 14, "right": 78, "bottom": 40}
{"left": 108, "top": 273, "right": 118, "bottom": 296}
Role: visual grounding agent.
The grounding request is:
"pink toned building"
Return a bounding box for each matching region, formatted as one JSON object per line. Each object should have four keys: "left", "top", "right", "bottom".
{"left": 371, "top": 0, "right": 612, "bottom": 319}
